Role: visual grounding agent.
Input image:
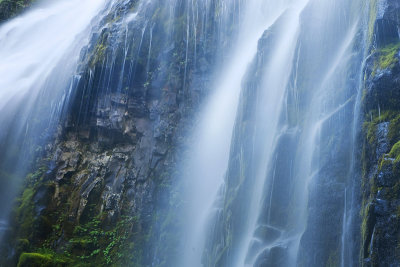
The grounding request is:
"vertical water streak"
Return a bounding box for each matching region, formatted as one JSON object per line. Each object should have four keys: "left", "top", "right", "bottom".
{"left": 178, "top": 1, "right": 295, "bottom": 267}
{"left": 340, "top": 2, "right": 371, "bottom": 265}
{"left": 233, "top": 2, "right": 309, "bottom": 266}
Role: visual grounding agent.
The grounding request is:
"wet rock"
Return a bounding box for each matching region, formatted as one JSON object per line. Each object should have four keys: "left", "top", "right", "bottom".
{"left": 254, "top": 246, "right": 289, "bottom": 267}
{"left": 55, "top": 151, "right": 81, "bottom": 182}
{"left": 375, "top": 0, "right": 400, "bottom": 47}
{"left": 245, "top": 239, "right": 263, "bottom": 265}
{"left": 364, "top": 57, "right": 400, "bottom": 113}
{"left": 361, "top": 4, "right": 400, "bottom": 262}
{"left": 128, "top": 98, "right": 148, "bottom": 117}
{"left": 254, "top": 225, "right": 281, "bottom": 244}
{"left": 376, "top": 122, "right": 390, "bottom": 158}
{"left": 375, "top": 199, "right": 389, "bottom": 216}
{"left": 376, "top": 156, "right": 396, "bottom": 186}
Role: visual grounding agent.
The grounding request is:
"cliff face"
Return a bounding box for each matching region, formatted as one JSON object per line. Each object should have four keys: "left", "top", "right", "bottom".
{"left": 2, "top": 0, "right": 400, "bottom": 266}
{"left": 360, "top": 0, "right": 400, "bottom": 266}
{"left": 204, "top": 1, "right": 366, "bottom": 266}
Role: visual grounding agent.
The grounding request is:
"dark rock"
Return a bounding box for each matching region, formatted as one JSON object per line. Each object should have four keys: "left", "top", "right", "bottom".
{"left": 376, "top": 122, "right": 390, "bottom": 158}
{"left": 375, "top": 199, "right": 389, "bottom": 216}
{"left": 254, "top": 246, "right": 289, "bottom": 267}
{"left": 375, "top": 0, "right": 400, "bottom": 47}
{"left": 364, "top": 59, "right": 400, "bottom": 113}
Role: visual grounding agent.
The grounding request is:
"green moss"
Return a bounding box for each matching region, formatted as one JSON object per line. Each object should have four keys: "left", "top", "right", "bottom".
{"left": 17, "top": 253, "right": 59, "bottom": 267}
{"left": 17, "top": 188, "right": 34, "bottom": 213}
{"left": 68, "top": 215, "right": 139, "bottom": 265}
{"left": 89, "top": 31, "right": 110, "bottom": 67}
{"left": 388, "top": 115, "right": 400, "bottom": 145}
{"left": 364, "top": 121, "right": 377, "bottom": 145}
{"left": 370, "top": 177, "right": 382, "bottom": 195}
{"left": 15, "top": 187, "right": 35, "bottom": 238}
{"left": 14, "top": 214, "right": 139, "bottom": 266}
{"left": 90, "top": 43, "right": 107, "bottom": 67}
{"left": 13, "top": 166, "right": 48, "bottom": 241}
{"left": 377, "top": 43, "right": 400, "bottom": 69}
{"left": 379, "top": 156, "right": 393, "bottom": 170}
{"left": 361, "top": 202, "right": 376, "bottom": 258}
{"left": 372, "top": 42, "right": 400, "bottom": 76}
{"left": 363, "top": 110, "right": 399, "bottom": 147}
{"left": 389, "top": 141, "right": 400, "bottom": 161}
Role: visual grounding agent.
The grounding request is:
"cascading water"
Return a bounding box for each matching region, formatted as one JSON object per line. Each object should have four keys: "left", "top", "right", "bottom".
{"left": 177, "top": 1, "right": 295, "bottom": 266}
{"left": 0, "top": 0, "right": 111, "bottom": 239}
{"left": 0, "top": 0, "right": 388, "bottom": 265}
{"left": 177, "top": 0, "right": 371, "bottom": 266}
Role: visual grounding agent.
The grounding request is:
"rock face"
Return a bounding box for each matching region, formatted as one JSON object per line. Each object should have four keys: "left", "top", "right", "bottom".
{"left": 204, "top": 1, "right": 366, "bottom": 266}
{"left": 373, "top": 0, "right": 400, "bottom": 47}
{"left": 360, "top": 0, "right": 400, "bottom": 266}
{"left": 2, "top": 0, "right": 400, "bottom": 266}
{"left": 0, "top": 0, "right": 34, "bottom": 22}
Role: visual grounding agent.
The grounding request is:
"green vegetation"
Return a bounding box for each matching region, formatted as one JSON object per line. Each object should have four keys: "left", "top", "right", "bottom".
{"left": 371, "top": 42, "right": 400, "bottom": 76}
{"left": 17, "top": 253, "right": 63, "bottom": 267}
{"left": 16, "top": 211, "right": 140, "bottom": 266}
{"left": 363, "top": 110, "right": 399, "bottom": 148}
{"left": 376, "top": 43, "right": 400, "bottom": 70}
{"left": 65, "top": 215, "right": 139, "bottom": 265}
{"left": 13, "top": 166, "right": 48, "bottom": 241}
{"left": 5, "top": 160, "right": 142, "bottom": 266}
{"left": 361, "top": 203, "right": 376, "bottom": 257}
{"left": 389, "top": 141, "right": 400, "bottom": 161}
{"left": 90, "top": 43, "right": 107, "bottom": 67}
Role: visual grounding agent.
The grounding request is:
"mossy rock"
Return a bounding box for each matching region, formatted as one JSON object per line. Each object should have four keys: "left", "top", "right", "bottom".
{"left": 387, "top": 115, "right": 400, "bottom": 145}
{"left": 0, "top": 0, "right": 35, "bottom": 21}
{"left": 361, "top": 202, "right": 376, "bottom": 257}
{"left": 17, "top": 253, "right": 64, "bottom": 267}
{"left": 374, "top": 42, "right": 400, "bottom": 72}
{"left": 389, "top": 141, "right": 400, "bottom": 161}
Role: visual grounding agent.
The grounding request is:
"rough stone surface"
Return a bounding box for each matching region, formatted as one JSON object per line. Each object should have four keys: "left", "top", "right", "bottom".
{"left": 360, "top": 1, "right": 400, "bottom": 266}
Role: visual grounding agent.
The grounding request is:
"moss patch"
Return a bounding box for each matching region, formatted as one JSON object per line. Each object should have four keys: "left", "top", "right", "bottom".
{"left": 17, "top": 253, "right": 64, "bottom": 267}
{"left": 377, "top": 43, "right": 400, "bottom": 70}
{"left": 389, "top": 141, "right": 400, "bottom": 161}
{"left": 372, "top": 42, "right": 400, "bottom": 76}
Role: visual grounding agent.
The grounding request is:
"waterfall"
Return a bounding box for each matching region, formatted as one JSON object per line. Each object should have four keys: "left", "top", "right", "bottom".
{"left": 177, "top": 1, "right": 297, "bottom": 266}
{"left": 0, "top": 0, "right": 110, "bottom": 238}
{"left": 177, "top": 0, "right": 370, "bottom": 266}
{"left": 0, "top": 0, "right": 385, "bottom": 265}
